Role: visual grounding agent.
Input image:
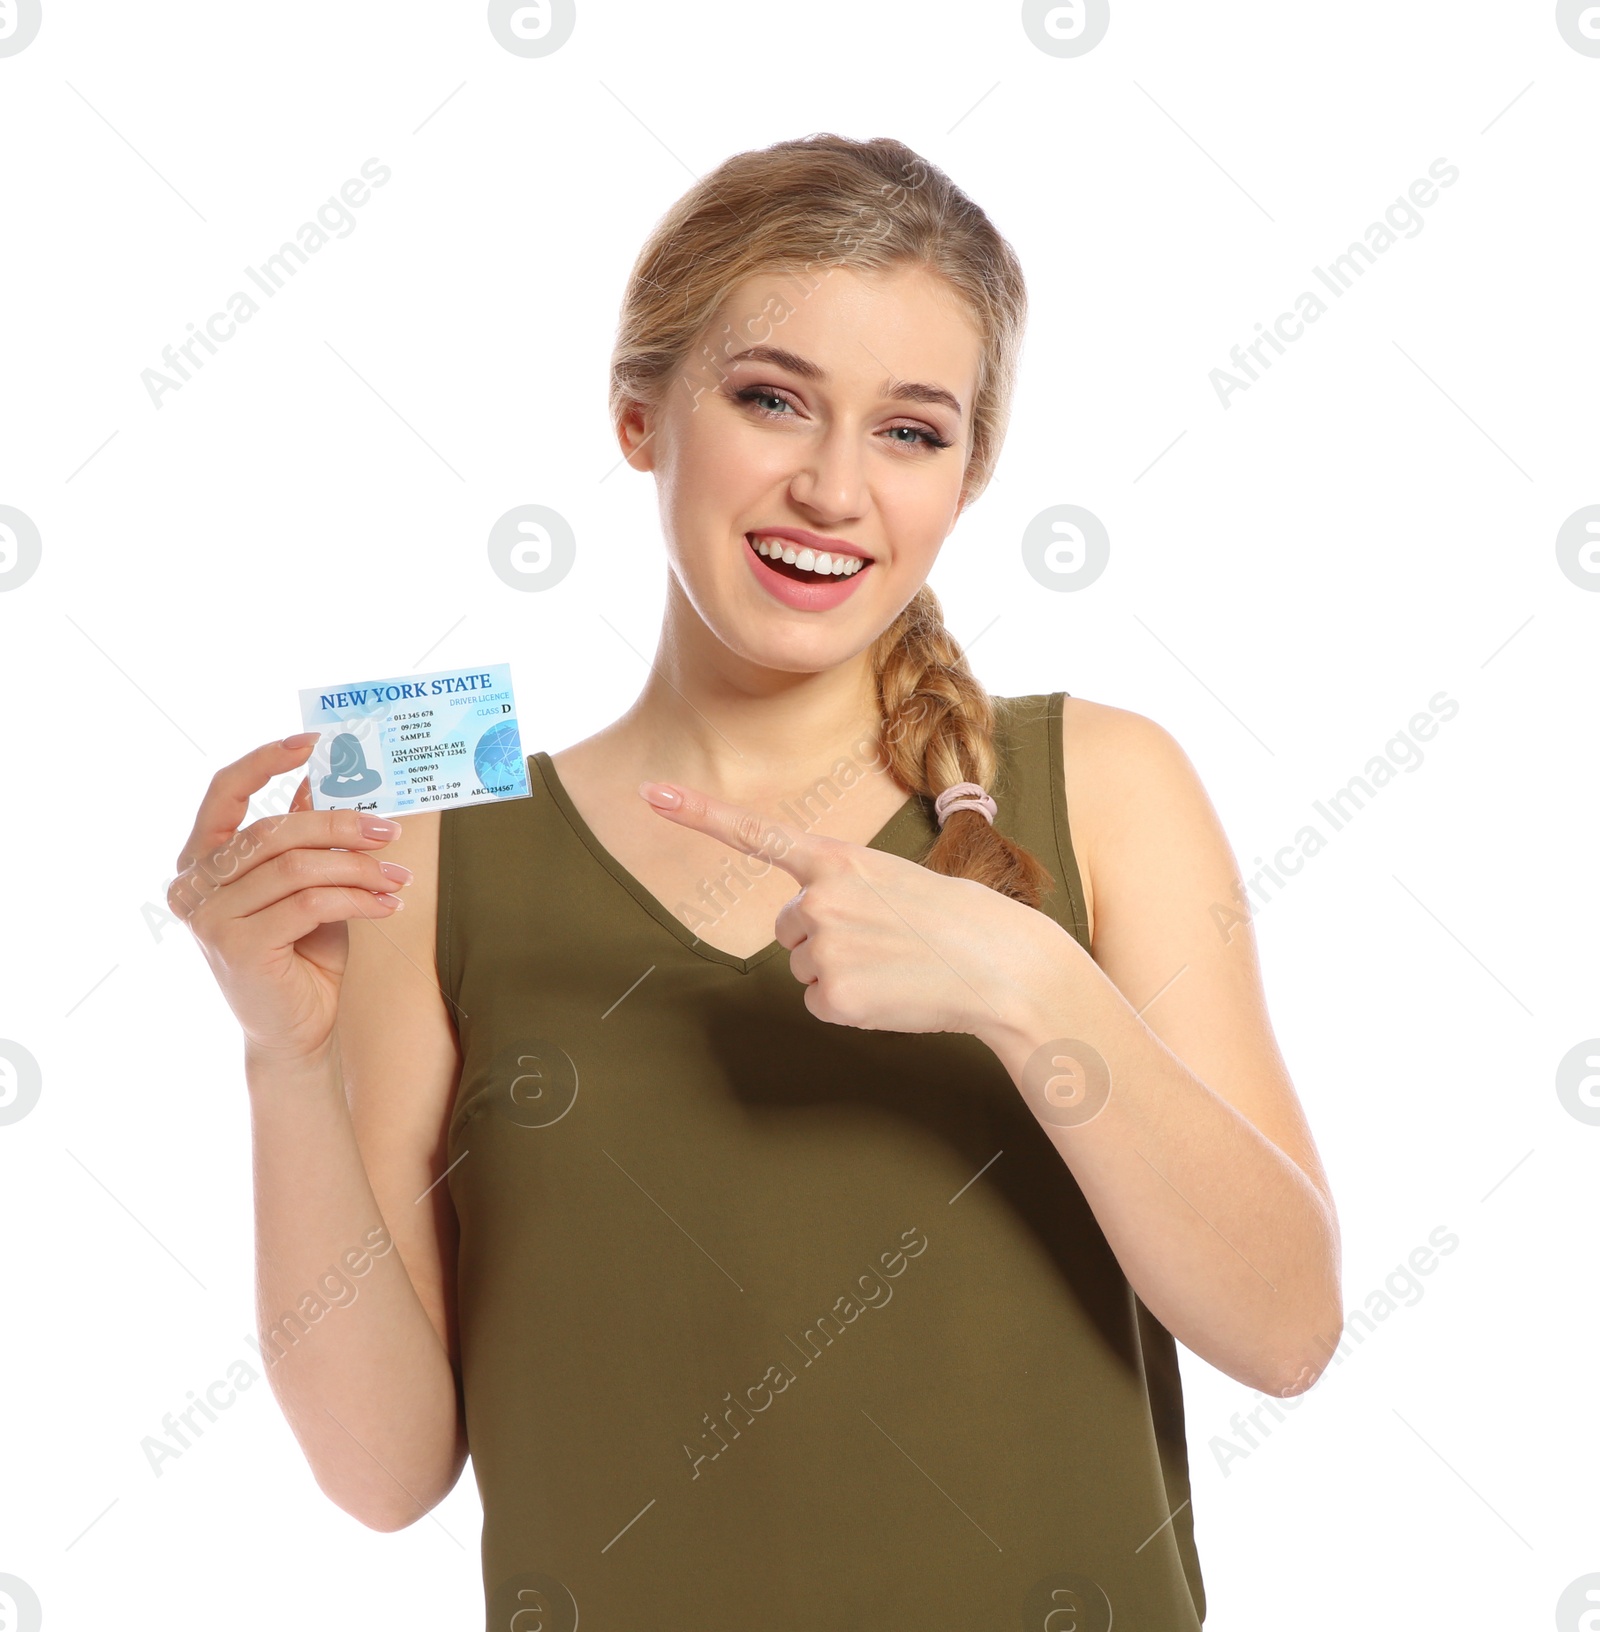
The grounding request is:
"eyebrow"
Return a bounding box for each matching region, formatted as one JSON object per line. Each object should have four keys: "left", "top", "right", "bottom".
{"left": 723, "top": 345, "right": 964, "bottom": 418}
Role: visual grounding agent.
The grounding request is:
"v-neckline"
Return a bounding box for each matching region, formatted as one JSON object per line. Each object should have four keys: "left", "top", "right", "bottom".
{"left": 531, "top": 751, "right": 927, "bottom": 975}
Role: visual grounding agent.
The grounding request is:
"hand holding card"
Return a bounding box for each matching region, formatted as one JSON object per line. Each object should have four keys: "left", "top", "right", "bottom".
{"left": 297, "top": 661, "right": 532, "bottom": 818}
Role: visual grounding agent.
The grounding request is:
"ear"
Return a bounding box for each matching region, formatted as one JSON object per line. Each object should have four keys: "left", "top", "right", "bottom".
{"left": 616, "top": 397, "right": 658, "bottom": 473}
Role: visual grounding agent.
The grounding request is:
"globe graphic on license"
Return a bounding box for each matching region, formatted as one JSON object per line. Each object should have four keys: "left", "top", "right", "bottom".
{"left": 473, "top": 720, "right": 527, "bottom": 796}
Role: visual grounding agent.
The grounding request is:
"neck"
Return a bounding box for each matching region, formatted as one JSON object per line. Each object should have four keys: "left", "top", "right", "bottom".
{"left": 609, "top": 574, "right": 893, "bottom": 803}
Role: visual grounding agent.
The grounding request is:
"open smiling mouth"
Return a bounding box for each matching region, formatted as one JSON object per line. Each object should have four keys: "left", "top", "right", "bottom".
{"left": 744, "top": 533, "right": 874, "bottom": 583}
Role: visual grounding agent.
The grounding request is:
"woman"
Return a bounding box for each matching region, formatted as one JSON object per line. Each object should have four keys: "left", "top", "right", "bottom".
{"left": 170, "top": 133, "right": 1341, "bottom": 1629}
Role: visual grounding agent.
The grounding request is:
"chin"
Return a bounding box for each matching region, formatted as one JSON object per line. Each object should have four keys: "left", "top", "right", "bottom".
{"left": 715, "top": 611, "right": 881, "bottom": 677}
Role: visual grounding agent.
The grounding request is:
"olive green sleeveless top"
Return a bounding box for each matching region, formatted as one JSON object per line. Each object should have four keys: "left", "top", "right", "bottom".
{"left": 438, "top": 692, "right": 1206, "bottom": 1630}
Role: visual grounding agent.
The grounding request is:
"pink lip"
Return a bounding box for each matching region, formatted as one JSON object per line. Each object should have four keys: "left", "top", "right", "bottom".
{"left": 742, "top": 532, "right": 873, "bottom": 612}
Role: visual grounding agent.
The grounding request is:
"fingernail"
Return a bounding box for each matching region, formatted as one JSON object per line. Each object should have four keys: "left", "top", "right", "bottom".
{"left": 379, "top": 862, "right": 414, "bottom": 885}
{"left": 361, "top": 816, "right": 402, "bottom": 838}
{"left": 638, "top": 781, "right": 681, "bottom": 809}
{"left": 282, "top": 731, "right": 320, "bottom": 749}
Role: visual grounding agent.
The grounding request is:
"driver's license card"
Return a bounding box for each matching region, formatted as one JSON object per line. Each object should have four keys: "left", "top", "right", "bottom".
{"left": 297, "top": 661, "right": 531, "bottom": 817}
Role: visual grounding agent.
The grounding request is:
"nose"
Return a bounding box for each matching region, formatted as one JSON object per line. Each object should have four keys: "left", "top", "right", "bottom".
{"left": 787, "top": 419, "right": 868, "bottom": 524}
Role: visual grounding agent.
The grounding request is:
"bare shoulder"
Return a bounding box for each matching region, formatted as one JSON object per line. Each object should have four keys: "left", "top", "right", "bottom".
{"left": 336, "top": 810, "right": 465, "bottom": 1366}
{"left": 1058, "top": 693, "right": 1237, "bottom": 954}
{"left": 1059, "top": 692, "right": 1198, "bottom": 804}
{"left": 1057, "top": 696, "right": 1206, "bottom": 948}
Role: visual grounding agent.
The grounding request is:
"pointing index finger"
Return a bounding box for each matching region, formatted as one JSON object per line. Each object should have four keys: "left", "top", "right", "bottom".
{"left": 638, "top": 781, "right": 822, "bottom": 885}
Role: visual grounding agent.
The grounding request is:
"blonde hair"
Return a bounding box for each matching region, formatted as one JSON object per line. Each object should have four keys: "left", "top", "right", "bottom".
{"left": 609, "top": 132, "right": 1052, "bottom": 908}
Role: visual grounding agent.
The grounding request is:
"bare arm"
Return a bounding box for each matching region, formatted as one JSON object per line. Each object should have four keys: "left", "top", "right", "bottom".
{"left": 976, "top": 701, "right": 1343, "bottom": 1396}
{"left": 172, "top": 740, "right": 466, "bottom": 1529}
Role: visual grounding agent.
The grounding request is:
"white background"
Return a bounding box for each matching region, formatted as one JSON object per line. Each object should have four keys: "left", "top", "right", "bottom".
{"left": 1, "top": 2, "right": 1595, "bottom": 1627}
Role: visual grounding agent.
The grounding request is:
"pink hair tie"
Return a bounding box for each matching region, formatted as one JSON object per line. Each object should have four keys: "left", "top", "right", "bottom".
{"left": 933, "top": 781, "right": 997, "bottom": 828}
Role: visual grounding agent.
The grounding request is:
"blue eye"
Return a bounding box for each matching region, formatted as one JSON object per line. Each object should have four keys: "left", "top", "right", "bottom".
{"left": 886, "top": 424, "right": 952, "bottom": 450}
{"left": 734, "top": 387, "right": 796, "bottom": 417}
{"left": 730, "top": 386, "right": 952, "bottom": 452}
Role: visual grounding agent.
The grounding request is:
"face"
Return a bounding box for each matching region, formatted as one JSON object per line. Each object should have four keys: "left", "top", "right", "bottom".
{"left": 618, "top": 262, "right": 985, "bottom": 675}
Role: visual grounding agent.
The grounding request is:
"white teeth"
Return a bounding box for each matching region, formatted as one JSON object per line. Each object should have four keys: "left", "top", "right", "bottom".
{"left": 752, "top": 536, "right": 866, "bottom": 578}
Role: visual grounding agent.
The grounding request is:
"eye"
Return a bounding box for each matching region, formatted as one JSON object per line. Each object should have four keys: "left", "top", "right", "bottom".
{"left": 732, "top": 385, "right": 798, "bottom": 418}
{"left": 885, "top": 423, "right": 952, "bottom": 451}
{"left": 730, "top": 386, "right": 953, "bottom": 453}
